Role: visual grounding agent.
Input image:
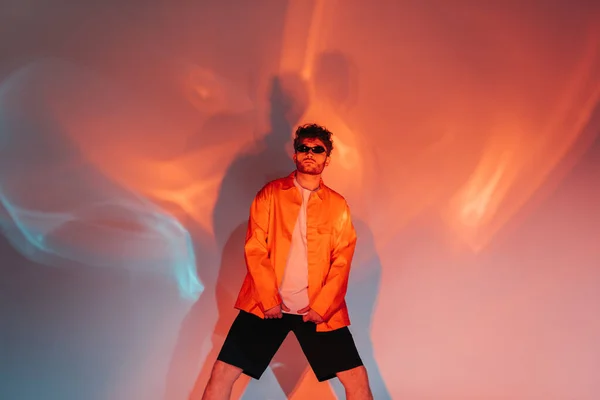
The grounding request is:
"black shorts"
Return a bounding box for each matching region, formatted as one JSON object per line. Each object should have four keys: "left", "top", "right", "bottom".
{"left": 217, "top": 310, "right": 363, "bottom": 382}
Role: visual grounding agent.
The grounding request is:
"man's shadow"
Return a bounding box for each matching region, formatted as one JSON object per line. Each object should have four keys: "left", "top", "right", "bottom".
{"left": 177, "top": 73, "right": 315, "bottom": 399}
{"left": 170, "top": 67, "right": 391, "bottom": 397}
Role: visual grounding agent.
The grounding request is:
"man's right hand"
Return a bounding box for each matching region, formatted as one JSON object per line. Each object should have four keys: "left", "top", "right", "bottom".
{"left": 264, "top": 303, "right": 290, "bottom": 319}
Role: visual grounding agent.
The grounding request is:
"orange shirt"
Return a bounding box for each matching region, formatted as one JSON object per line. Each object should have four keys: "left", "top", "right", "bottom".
{"left": 234, "top": 171, "right": 357, "bottom": 332}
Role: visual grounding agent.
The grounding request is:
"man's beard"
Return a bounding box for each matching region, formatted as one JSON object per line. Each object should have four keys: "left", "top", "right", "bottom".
{"left": 296, "top": 159, "right": 323, "bottom": 175}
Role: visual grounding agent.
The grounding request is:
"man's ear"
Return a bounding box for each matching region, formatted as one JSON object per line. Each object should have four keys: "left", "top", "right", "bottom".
{"left": 325, "top": 156, "right": 331, "bottom": 166}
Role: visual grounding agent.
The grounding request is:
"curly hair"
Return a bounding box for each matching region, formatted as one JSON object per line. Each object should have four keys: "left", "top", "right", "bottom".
{"left": 293, "top": 123, "right": 334, "bottom": 155}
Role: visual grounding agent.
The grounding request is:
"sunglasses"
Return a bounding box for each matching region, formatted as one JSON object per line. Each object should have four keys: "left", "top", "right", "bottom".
{"left": 295, "top": 144, "right": 327, "bottom": 154}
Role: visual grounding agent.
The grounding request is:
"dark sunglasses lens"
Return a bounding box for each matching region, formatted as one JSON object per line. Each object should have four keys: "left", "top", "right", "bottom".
{"left": 296, "top": 145, "right": 326, "bottom": 154}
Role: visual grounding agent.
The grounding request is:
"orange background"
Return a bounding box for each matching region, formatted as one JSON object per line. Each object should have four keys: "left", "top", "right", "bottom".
{"left": 1, "top": 1, "right": 599, "bottom": 399}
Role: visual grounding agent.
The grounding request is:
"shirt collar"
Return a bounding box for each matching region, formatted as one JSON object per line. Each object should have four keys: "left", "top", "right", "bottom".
{"left": 282, "top": 171, "right": 326, "bottom": 199}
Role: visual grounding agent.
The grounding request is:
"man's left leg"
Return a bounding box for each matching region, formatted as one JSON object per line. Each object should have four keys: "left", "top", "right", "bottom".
{"left": 293, "top": 320, "right": 373, "bottom": 400}
{"left": 336, "top": 366, "right": 373, "bottom": 400}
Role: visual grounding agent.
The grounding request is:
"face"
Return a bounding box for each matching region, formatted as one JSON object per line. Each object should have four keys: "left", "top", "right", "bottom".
{"left": 293, "top": 138, "right": 330, "bottom": 176}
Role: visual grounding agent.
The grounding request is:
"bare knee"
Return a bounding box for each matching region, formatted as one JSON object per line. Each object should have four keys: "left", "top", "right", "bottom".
{"left": 336, "top": 366, "right": 373, "bottom": 400}
{"left": 208, "top": 360, "right": 243, "bottom": 385}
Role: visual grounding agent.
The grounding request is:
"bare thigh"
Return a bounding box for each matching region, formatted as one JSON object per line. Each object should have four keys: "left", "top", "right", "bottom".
{"left": 209, "top": 360, "right": 243, "bottom": 385}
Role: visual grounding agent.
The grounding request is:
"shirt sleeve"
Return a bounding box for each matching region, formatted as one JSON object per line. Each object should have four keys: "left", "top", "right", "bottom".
{"left": 311, "top": 201, "right": 357, "bottom": 321}
{"left": 243, "top": 184, "right": 282, "bottom": 311}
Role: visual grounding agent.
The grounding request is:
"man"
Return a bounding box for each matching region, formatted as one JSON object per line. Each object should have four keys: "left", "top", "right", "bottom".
{"left": 201, "top": 123, "right": 373, "bottom": 399}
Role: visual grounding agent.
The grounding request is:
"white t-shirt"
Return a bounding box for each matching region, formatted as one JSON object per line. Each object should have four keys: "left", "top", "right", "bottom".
{"left": 279, "top": 178, "right": 312, "bottom": 314}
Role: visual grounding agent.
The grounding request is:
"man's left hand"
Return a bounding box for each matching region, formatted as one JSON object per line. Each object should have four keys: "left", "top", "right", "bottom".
{"left": 297, "top": 306, "right": 323, "bottom": 323}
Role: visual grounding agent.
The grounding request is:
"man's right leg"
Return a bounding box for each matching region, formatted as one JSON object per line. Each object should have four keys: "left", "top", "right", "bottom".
{"left": 201, "top": 360, "right": 243, "bottom": 400}
{"left": 197, "top": 310, "right": 289, "bottom": 400}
